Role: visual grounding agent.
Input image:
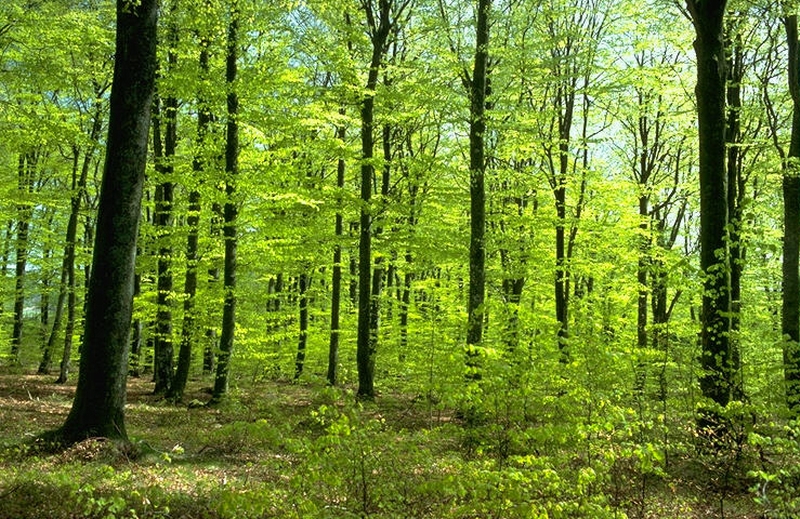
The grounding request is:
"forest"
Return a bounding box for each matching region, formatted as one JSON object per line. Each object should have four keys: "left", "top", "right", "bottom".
{"left": 2, "top": 0, "right": 800, "bottom": 517}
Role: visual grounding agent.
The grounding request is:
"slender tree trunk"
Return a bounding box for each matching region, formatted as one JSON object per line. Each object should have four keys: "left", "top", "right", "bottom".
{"left": 294, "top": 270, "right": 310, "bottom": 380}
{"left": 168, "top": 35, "right": 211, "bottom": 402}
{"left": 48, "top": 128, "right": 97, "bottom": 380}
{"left": 327, "top": 118, "right": 346, "bottom": 386}
{"left": 783, "top": 15, "right": 800, "bottom": 413}
{"left": 211, "top": 3, "right": 239, "bottom": 404}
{"left": 151, "top": 18, "right": 178, "bottom": 395}
{"left": 465, "top": 0, "right": 490, "bottom": 379}
{"left": 399, "top": 180, "right": 419, "bottom": 359}
{"left": 204, "top": 202, "right": 223, "bottom": 376}
{"left": 11, "top": 153, "right": 34, "bottom": 363}
{"left": 37, "top": 241, "right": 52, "bottom": 373}
{"left": 687, "top": 1, "right": 733, "bottom": 419}
{"left": 40, "top": 149, "right": 82, "bottom": 376}
{"left": 349, "top": 221, "right": 359, "bottom": 308}
{"left": 54, "top": 0, "right": 157, "bottom": 445}
{"left": 356, "top": 0, "right": 391, "bottom": 400}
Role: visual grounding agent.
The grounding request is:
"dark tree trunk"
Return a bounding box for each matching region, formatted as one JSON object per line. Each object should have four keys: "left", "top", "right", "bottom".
{"left": 11, "top": 153, "right": 34, "bottom": 363}
{"left": 399, "top": 180, "right": 419, "bottom": 358}
{"left": 465, "top": 0, "right": 490, "bottom": 378}
{"left": 49, "top": 105, "right": 100, "bottom": 381}
{"left": 327, "top": 118, "right": 346, "bottom": 386}
{"left": 726, "top": 25, "right": 744, "bottom": 400}
{"left": 211, "top": 3, "right": 239, "bottom": 404}
{"left": 349, "top": 221, "right": 359, "bottom": 308}
{"left": 151, "top": 106, "right": 176, "bottom": 395}
{"left": 294, "top": 270, "right": 310, "bottom": 380}
{"left": 168, "top": 34, "right": 211, "bottom": 403}
{"left": 356, "top": 0, "right": 392, "bottom": 400}
{"left": 53, "top": 0, "right": 157, "bottom": 445}
{"left": 37, "top": 242, "right": 52, "bottom": 373}
{"left": 783, "top": 15, "right": 800, "bottom": 413}
{"left": 687, "top": 0, "right": 733, "bottom": 416}
{"left": 151, "top": 18, "right": 179, "bottom": 395}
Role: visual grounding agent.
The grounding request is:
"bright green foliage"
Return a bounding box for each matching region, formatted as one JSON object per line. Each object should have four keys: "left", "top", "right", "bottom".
{"left": 0, "top": 0, "right": 800, "bottom": 515}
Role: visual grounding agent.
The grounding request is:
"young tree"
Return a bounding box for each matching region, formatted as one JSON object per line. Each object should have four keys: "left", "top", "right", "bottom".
{"left": 52, "top": 0, "right": 158, "bottom": 445}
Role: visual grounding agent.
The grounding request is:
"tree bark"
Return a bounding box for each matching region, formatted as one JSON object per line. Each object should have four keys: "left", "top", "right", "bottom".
{"left": 151, "top": 15, "right": 179, "bottom": 395}
{"left": 211, "top": 3, "right": 239, "bottom": 404}
{"left": 687, "top": 0, "right": 733, "bottom": 417}
{"left": 54, "top": 0, "right": 157, "bottom": 445}
{"left": 327, "top": 117, "right": 346, "bottom": 386}
{"left": 465, "top": 0, "right": 490, "bottom": 379}
{"left": 294, "top": 270, "right": 310, "bottom": 380}
{"left": 356, "top": 0, "right": 392, "bottom": 400}
{"left": 726, "top": 23, "right": 744, "bottom": 400}
{"left": 783, "top": 14, "right": 800, "bottom": 413}
{"left": 11, "top": 152, "right": 35, "bottom": 363}
{"left": 168, "top": 32, "right": 211, "bottom": 403}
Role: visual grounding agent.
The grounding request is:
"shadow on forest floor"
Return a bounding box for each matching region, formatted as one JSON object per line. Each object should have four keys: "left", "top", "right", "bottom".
{"left": 0, "top": 369, "right": 775, "bottom": 518}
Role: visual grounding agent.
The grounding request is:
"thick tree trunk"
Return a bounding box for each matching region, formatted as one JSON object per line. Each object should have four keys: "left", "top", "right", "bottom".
{"left": 783, "top": 15, "right": 800, "bottom": 413}
{"left": 211, "top": 4, "right": 239, "bottom": 404}
{"left": 54, "top": 0, "right": 157, "bottom": 445}
{"left": 688, "top": 0, "right": 733, "bottom": 416}
{"left": 465, "top": 0, "right": 490, "bottom": 379}
{"left": 726, "top": 27, "right": 744, "bottom": 400}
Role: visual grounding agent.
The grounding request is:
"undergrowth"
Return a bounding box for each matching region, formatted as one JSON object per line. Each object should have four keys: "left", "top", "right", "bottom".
{"left": 0, "top": 372, "right": 777, "bottom": 518}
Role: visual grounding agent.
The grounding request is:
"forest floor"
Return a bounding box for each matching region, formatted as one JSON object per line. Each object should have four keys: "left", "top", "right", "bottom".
{"left": 0, "top": 369, "right": 777, "bottom": 518}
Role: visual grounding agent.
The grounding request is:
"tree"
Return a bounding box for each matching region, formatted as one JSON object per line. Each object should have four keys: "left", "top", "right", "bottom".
{"left": 685, "top": 0, "right": 736, "bottom": 420}
{"left": 52, "top": 0, "right": 158, "bottom": 445}
{"left": 168, "top": 13, "right": 215, "bottom": 402}
{"left": 151, "top": 8, "right": 180, "bottom": 396}
{"left": 356, "top": 0, "right": 394, "bottom": 400}
{"left": 782, "top": 13, "right": 800, "bottom": 413}
{"left": 465, "top": 0, "right": 490, "bottom": 377}
{"left": 210, "top": 0, "right": 239, "bottom": 405}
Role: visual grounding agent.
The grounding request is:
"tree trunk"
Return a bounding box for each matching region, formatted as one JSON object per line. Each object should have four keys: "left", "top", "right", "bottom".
{"left": 327, "top": 118, "right": 346, "bottom": 386}
{"left": 356, "top": 0, "right": 392, "bottom": 400}
{"left": 465, "top": 0, "right": 490, "bottom": 379}
{"left": 151, "top": 17, "right": 179, "bottom": 395}
{"left": 168, "top": 33, "right": 211, "bottom": 403}
{"left": 151, "top": 104, "right": 176, "bottom": 395}
{"left": 211, "top": 3, "right": 239, "bottom": 404}
{"left": 294, "top": 270, "right": 310, "bottom": 380}
{"left": 687, "top": 0, "right": 733, "bottom": 419}
{"left": 11, "top": 153, "right": 34, "bottom": 363}
{"left": 54, "top": 0, "right": 157, "bottom": 445}
{"left": 783, "top": 14, "right": 800, "bottom": 413}
{"left": 48, "top": 109, "right": 100, "bottom": 380}
{"left": 726, "top": 24, "right": 744, "bottom": 401}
